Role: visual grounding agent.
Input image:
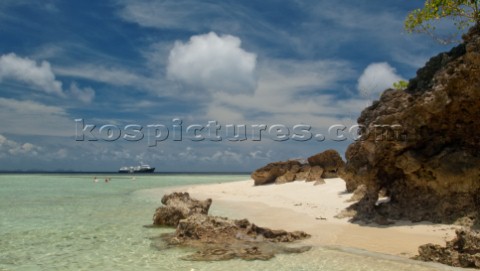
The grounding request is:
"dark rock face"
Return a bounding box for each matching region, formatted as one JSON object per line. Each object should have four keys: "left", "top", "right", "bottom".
{"left": 407, "top": 43, "right": 466, "bottom": 93}
{"left": 152, "top": 192, "right": 311, "bottom": 261}
{"left": 153, "top": 192, "right": 212, "bottom": 227}
{"left": 414, "top": 229, "right": 480, "bottom": 268}
{"left": 251, "top": 149, "right": 345, "bottom": 186}
{"left": 341, "top": 25, "right": 480, "bottom": 223}
{"left": 307, "top": 149, "right": 345, "bottom": 178}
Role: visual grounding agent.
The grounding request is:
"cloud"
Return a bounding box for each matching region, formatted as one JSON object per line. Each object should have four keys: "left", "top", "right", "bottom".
{"left": 0, "top": 53, "right": 64, "bottom": 95}
{"left": 0, "top": 53, "right": 96, "bottom": 103}
{"left": 392, "top": 50, "right": 431, "bottom": 69}
{"left": 116, "top": 0, "right": 237, "bottom": 31}
{"left": 177, "top": 146, "right": 197, "bottom": 161}
{"left": 55, "top": 64, "right": 145, "bottom": 87}
{"left": 54, "top": 64, "right": 177, "bottom": 97}
{"left": 0, "top": 134, "right": 42, "bottom": 157}
{"left": 0, "top": 1, "right": 58, "bottom": 22}
{"left": 201, "top": 149, "right": 243, "bottom": 164}
{"left": 249, "top": 150, "right": 272, "bottom": 160}
{"left": 204, "top": 58, "right": 358, "bottom": 125}
{"left": 357, "top": 62, "right": 405, "bottom": 97}
{"left": 68, "top": 83, "right": 95, "bottom": 103}
{"left": 0, "top": 98, "right": 73, "bottom": 136}
{"left": 167, "top": 32, "right": 257, "bottom": 94}
{"left": 295, "top": 1, "right": 416, "bottom": 56}
{"left": 115, "top": 0, "right": 311, "bottom": 60}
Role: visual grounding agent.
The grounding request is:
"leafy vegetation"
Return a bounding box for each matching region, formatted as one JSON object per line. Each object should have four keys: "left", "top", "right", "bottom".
{"left": 405, "top": 0, "right": 480, "bottom": 43}
{"left": 393, "top": 80, "right": 409, "bottom": 90}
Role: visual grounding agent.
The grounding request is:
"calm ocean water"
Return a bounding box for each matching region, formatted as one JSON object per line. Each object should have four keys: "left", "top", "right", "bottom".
{"left": 0, "top": 174, "right": 456, "bottom": 271}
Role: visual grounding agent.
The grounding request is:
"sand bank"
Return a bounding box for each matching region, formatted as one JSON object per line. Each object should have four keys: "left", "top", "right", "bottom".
{"left": 151, "top": 178, "right": 459, "bottom": 258}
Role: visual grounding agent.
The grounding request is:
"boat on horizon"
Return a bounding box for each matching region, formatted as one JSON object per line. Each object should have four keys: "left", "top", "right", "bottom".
{"left": 118, "top": 164, "right": 155, "bottom": 173}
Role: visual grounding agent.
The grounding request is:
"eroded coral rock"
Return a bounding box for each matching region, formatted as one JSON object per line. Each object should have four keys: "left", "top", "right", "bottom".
{"left": 251, "top": 160, "right": 302, "bottom": 186}
{"left": 414, "top": 229, "right": 480, "bottom": 269}
{"left": 305, "top": 166, "right": 324, "bottom": 183}
{"left": 251, "top": 149, "right": 345, "bottom": 186}
{"left": 151, "top": 192, "right": 311, "bottom": 261}
{"left": 342, "top": 25, "right": 480, "bottom": 223}
{"left": 307, "top": 149, "right": 345, "bottom": 178}
{"left": 153, "top": 192, "right": 211, "bottom": 227}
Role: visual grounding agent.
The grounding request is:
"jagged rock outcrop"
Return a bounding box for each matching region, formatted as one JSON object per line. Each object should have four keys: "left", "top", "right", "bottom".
{"left": 251, "top": 149, "right": 344, "bottom": 186}
{"left": 414, "top": 229, "right": 480, "bottom": 268}
{"left": 151, "top": 192, "right": 311, "bottom": 261}
{"left": 251, "top": 160, "right": 302, "bottom": 185}
{"left": 308, "top": 149, "right": 345, "bottom": 178}
{"left": 341, "top": 25, "right": 480, "bottom": 223}
{"left": 153, "top": 192, "right": 212, "bottom": 226}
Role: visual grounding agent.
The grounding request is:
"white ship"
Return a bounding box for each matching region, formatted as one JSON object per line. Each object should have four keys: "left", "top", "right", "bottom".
{"left": 118, "top": 164, "right": 155, "bottom": 173}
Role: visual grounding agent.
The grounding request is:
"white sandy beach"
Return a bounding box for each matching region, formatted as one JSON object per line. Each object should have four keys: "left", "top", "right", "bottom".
{"left": 151, "top": 178, "right": 459, "bottom": 258}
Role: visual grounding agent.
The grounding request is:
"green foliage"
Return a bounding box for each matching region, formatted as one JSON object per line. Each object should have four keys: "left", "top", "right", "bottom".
{"left": 405, "top": 0, "right": 480, "bottom": 43}
{"left": 393, "top": 80, "right": 409, "bottom": 90}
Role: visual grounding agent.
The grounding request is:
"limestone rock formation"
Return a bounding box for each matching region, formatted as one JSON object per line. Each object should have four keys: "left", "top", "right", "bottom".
{"left": 151, "top": 192, "right": 311, "bottom": 261}
{"left": 305, "top": 166, "right": 324, "bottom": 183}
{"left": 294, "top": 165, "right": 311, "bottom": 180}
{"left": 341, "top": 25, "right": 480, "bottom": 223}
{"left": 308, "top": 149, "right": 345, "bottom": 178}
{"left": 275, "top": 168, "right": 299, "bottom": 184}
{"left": 251, "top": 149, "right": 344, "bottom": 186}
{"left": 153, "top": 192, "right": 212, "bottom": 227}
{"left": 414, "top": 229, "right": 480, "bottom": 268}
{"left": 251, "top": 160, "right": 302, "bottom": 185}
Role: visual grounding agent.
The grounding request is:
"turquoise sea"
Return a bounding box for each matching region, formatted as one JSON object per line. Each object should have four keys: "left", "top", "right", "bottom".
{"left": 0, "top": 174, "right": 458, "bottom": 271}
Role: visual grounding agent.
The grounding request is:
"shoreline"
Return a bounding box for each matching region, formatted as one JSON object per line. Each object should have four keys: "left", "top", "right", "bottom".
{"left": 145, "top": 178, "right": 459, "bottom": 259}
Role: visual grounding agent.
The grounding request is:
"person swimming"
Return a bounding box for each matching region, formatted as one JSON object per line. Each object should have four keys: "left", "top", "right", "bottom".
{"left": 93, "top": 176, "right": 98, "bottom": 183}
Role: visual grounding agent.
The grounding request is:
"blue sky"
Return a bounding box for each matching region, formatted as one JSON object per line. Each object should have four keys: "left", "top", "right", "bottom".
{"left": 0, "top": 0, "right": 450, "bottom": 172}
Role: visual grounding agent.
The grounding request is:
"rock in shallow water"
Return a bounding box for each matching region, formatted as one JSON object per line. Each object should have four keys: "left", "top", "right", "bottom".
{"left": 151, "top": 192, "right": 311, "bottom": 261}
{"left": 414, "top": 229, "right": 480, "bottom": 269}
{"left": 153, "top": 192, "right": 212, "bottom": 227}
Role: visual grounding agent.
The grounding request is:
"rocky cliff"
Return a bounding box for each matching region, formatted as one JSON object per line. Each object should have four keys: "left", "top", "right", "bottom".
{"left": 341, "top": 25, "right": 480, "bottom": 224}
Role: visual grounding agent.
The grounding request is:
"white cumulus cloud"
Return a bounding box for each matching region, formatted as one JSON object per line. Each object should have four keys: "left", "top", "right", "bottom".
{"left": 0, "top": 53, "right": 63, "bottom": 95}
{"left": 0, "top": 53, "right": 95, "bottom": 102}
{"left": 167, "top": 32, "right": 257, "bottom": 94}
{"left": 357, "top": 62, "right": 405, "bottom": 97}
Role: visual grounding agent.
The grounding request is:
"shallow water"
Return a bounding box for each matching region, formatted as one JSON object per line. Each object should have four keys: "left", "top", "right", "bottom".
{"left": 0, "top": 174, "right": 457, "bottom": 271}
